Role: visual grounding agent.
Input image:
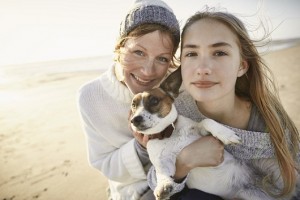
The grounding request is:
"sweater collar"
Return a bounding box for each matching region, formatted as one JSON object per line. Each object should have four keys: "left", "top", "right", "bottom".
{"left": 101, "top": 64, "right": 134, "bottom": 103}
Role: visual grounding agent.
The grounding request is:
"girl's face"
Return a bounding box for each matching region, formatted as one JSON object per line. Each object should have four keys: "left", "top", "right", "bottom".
{"left": 119, "top": 30, "right": 173, "bottom": 94}
{"left": 181, "top": 19, "right": 248, "bottom": 104}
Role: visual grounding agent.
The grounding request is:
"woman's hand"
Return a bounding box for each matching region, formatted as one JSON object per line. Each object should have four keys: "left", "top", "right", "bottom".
{"left": 174, "top": 135, "right": 224, "bottom": 180}
{"left": 132, "top": 131, "right": 150, "bottom": 149}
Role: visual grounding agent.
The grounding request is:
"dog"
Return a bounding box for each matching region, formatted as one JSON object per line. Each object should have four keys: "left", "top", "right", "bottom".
{"left": 130, "top": 67, "right": 296, "bottom": 200}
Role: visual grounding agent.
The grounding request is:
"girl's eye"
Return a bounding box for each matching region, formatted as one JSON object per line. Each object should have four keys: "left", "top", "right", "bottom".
{"left": 185, "top": 52, "right": 197, "bottom": 57}
{"left": 214, "top": 51, "right": 227, "bottom": 56}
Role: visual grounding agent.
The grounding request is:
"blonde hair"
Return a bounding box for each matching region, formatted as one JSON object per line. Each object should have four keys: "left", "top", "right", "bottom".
{"left": 115, "top": 23, "right": 179, "bottom": 67}
{"left": 181, "top": 10, "right": 299, "bottom": 197}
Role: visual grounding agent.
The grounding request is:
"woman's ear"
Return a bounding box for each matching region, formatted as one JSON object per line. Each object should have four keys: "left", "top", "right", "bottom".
{"left": 237, "top": 60, "right": 249, "bottom": 77}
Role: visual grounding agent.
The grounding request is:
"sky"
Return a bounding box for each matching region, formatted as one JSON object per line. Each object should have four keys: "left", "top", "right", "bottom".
{"left": 0, "top": 0, "right": 300, "bottom": 66}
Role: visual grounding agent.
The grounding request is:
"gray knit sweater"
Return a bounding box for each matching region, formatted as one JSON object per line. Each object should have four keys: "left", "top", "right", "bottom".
{"left": 137, "top": 90, "right": 275, "bottom": 164}
{"left": 143, "top": 90, "right": 300, "bottom": 199}
{"left": 174, "top": 90, "right": 275, "bottom": 160}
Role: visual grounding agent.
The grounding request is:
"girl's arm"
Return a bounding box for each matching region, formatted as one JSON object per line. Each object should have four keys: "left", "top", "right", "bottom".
{"left": 225, "top": 127, "right": 275, "bottom": 160}
{"left": 147, "top": 136, "right": 225, "bottom": 196}
{"left": 175, "top": 91, "right": 276, "bottom": 160}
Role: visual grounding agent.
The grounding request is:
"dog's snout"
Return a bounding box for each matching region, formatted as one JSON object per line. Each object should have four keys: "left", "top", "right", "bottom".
{"left": 131, "top": 116, "right": 143, "bottom": 126}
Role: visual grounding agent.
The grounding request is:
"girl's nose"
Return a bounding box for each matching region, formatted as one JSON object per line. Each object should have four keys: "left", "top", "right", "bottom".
{"left": 196, "top": 57, "right": 212, "bottom": 75}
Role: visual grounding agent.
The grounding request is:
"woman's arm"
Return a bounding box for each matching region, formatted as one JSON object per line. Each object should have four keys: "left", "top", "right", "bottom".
{"left": 81, "top": 110, "right": 147, "bottom": 182}
{"left": 78, "top": 83, "right": 147, "bottom": 183}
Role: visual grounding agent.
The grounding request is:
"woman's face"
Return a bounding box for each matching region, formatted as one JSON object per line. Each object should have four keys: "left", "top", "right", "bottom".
{"left": 119, "top": 30, "right": 173, "bottom": 94}
{"left": 181, "top": 19, "right": 248, "bottom": 104}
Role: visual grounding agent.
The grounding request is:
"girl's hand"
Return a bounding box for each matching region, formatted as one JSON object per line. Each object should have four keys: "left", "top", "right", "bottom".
{"left": 174, "top": 135, "right": 224, "bottom": 180}
{"left": 132, "top": 131, "right": 149, "bottom": 149}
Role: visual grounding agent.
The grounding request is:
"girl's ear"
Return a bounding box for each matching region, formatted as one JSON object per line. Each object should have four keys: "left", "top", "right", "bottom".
{"left": 237, "top": 60, "right": 249, "bottom": 77}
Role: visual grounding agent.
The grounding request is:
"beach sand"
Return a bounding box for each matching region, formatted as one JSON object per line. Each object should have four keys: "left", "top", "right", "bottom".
{"left": 0, "top": 45, "right": 299, "bottom": 200}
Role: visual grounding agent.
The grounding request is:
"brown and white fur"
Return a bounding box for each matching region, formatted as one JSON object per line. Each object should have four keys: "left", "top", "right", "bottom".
{"left": 130, "top": 67, "right": 297, "bottom": 200}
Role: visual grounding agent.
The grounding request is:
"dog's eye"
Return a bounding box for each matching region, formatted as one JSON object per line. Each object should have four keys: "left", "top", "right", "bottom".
{"left": 132, "top": 101, "right": 136, "bottom": 110}
{"left": 149, "top": 96, "right": 159, "bottom": 106}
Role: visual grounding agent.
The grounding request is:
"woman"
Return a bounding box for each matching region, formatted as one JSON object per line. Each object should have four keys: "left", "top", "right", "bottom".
{"left": 78, "top": 1, "right": 226, "bottom": 199}
{"left": 171, "top": 10, "right": 299, "bottom": 199}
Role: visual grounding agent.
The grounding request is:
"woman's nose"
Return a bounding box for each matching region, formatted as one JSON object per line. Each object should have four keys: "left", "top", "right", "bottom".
{"left": 141, "top": 58, "right": 155, "bottom": 75}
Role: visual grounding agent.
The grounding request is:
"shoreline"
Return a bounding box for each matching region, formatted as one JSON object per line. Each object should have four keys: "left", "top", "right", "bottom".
{"left": 1, "top": 38, "right": 300, "bottom": 78}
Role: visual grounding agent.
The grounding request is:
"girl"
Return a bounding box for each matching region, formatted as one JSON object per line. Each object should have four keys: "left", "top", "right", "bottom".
{"left": 173, "top": 10, "right": 300, "bottom": 199}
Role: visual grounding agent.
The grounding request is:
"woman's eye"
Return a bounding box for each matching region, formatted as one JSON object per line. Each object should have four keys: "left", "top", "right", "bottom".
{"left": 134, "top": 50, "right": 144, "bottom": 56}
{"left": 158, "top": 57, "right": 169, "bottom": 63}
{"left": 214, "top": 51, "right": 227, "bottom": 56}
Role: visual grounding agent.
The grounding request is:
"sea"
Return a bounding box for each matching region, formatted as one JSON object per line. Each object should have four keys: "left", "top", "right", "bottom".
{"left": 1, "top": 38, "right": 300, "bottom": 87}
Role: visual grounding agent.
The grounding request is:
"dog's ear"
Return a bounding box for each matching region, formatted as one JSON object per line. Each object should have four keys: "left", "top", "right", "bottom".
{"left": 160, "top": 66, "right": 182, "bottom": 99}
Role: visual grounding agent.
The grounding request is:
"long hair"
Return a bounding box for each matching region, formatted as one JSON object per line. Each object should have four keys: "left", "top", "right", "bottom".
{"left": 181, "top": 10, "right": 299, "bottom": 197}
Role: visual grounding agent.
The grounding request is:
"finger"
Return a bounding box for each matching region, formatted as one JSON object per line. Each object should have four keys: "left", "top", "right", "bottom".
{"left": 213, "top": 137, "right": 224, "bottom": 149}
{"left": 132, "top": 131, "right": 139, "bottom": 137}
{"left": 133, "top": 131, "right": 143, "bottom": 141}
{"left": 211, "top": 136, "right": 223, "bottom": 144}
{"left": 142, "top": 135, "right": 149, "bottom": 143}
{"left": 219, "top": 153, "right": 224, "bottom": 164}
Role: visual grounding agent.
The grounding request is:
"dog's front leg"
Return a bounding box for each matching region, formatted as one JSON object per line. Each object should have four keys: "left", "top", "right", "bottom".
{"left": 154, "top": 162, "right": 176, "bottom": 200}
{"left": 148, "top": 140, "right": 179, "bottom": 200}
{"left": 198, "top": 119, "right": 241, "bottom": 145}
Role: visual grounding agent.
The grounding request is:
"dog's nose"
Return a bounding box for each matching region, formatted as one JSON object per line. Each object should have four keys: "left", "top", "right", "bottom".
{"left": 131, "top": 116, "right": 143, "bottom": 126}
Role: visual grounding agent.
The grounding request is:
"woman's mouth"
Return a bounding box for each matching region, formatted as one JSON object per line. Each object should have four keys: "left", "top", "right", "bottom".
{"left": 132, "top": 74, "right": 153, "bottom": 84}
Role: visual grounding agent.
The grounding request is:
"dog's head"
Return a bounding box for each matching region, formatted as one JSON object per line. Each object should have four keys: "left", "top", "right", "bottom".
{"left": 130, "top": 67, "right": 182, "bottom": 134}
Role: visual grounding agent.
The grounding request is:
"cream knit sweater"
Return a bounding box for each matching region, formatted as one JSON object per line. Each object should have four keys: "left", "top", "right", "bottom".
{"left": 78, "top": 64, "right": 149, "bottom": 200}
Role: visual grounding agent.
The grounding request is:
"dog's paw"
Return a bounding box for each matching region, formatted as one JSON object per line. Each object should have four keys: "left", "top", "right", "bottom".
{"left": 217, "top": 129, "right": 241, "bottom": 145}
{"left": 154, "top": 183, "right": 173, "bottom": 200}
{"left": 201, "top": 119, "right": 241, "bottom": 145}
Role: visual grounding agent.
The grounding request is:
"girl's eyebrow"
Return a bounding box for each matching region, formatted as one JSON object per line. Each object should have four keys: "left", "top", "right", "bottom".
{"left": 182, "top": 42, "right": 232, "bottom": 49}
{"left": 182, "top": 44, "right": 199, "bottom": 49}
{"left": 211, "top": 42, "right": 232, "bottom": 48}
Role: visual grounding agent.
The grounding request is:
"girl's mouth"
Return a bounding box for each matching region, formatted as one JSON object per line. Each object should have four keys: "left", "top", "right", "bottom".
{"left": 193, "top": 81, "right": 217, "bottom": 88}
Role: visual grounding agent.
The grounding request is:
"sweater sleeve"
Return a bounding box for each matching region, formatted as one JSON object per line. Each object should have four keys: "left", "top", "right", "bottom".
{"left": 224, "top": 127, "right": 275, "bottom": 160}
{"left": 134, "top": 140, "right": 151, "bottom": 167}
{"left": 77, "top": 79, "right": 147, "bottom": 183}
{"left": 147, "top": 166, "right": 186, "bottom": 195}
{"left": 175, "top": 91, "right": 277, "bottom": 160}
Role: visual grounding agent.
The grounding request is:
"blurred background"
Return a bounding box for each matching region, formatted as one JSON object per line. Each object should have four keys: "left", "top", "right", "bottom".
{"left": 1, "top": 0, "right": 300, "bottom": 67}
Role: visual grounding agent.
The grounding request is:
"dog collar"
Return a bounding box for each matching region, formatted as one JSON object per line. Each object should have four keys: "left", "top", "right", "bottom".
{"left": 148, "top": 120, "right": 176, "bottom": 140}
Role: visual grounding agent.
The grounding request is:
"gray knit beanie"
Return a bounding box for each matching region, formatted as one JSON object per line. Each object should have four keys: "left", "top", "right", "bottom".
{"left": 120, "top": 0, "right": 180, "bottom": 41}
